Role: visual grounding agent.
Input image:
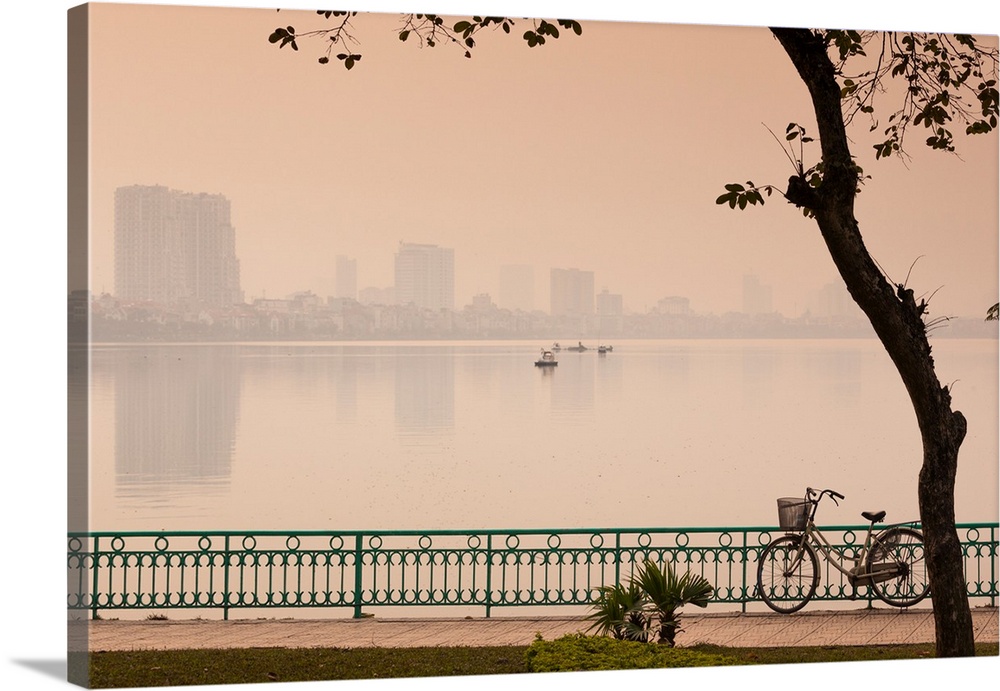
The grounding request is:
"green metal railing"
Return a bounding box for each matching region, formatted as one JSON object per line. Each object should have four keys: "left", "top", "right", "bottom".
{"left": 67, "top": 524, "right": 997, "bottom": 619}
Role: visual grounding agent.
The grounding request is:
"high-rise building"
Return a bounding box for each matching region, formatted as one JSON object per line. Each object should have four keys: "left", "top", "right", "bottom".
{"left": 596, "top": 288, "right": 624, "bottom": 334}
{"left": 550, "top": 268, "right": 594, "bottom": 316}
{"left": 335, "top": 255, "right": 357, "bottom": 300}
{"left": 498, "top": 264, "right": 534, "bottom": 312}
{"left": 394, "top": 242, "right": 454, "bottom": 311}
{"left": 742, "top": 274, "right": 773, "bottom": 315}
{"left": 114, "top": 185, "right": 242, "bottom": 307}
{"left": 814, "top": 282, "right": 859, "bottom": 318}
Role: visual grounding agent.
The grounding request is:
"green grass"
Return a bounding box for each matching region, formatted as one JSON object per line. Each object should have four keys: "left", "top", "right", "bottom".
{"left": 87, "top": 639, "right": 999, "bottom": 688}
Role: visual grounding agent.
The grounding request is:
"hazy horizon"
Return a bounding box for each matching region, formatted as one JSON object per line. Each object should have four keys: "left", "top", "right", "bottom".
{"left": 83, "top": 3, "right": 999, "bottom": 320}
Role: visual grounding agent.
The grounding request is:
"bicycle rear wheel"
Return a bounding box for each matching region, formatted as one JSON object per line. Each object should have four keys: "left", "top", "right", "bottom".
{"left": 757, "top": 535, "right": 819, "bottom": 614}
{"left": 866, "top": 527, "right": 929, "bottom": 607}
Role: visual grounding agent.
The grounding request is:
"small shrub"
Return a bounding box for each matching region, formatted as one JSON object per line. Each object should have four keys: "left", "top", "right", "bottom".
{"left": 587, "top": 560, "right": 714, "bottom": 646}
{"left": 525, "top": 634, "right": 739, "bottom": 673}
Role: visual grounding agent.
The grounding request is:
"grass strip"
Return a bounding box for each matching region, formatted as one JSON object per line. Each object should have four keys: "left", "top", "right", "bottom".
{"left": 88, "top": 641, "right": 998, "bottom": 688}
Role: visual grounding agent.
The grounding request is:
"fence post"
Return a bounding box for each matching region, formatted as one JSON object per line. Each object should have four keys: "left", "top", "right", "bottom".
{"left": 223, "top": 535, "right": 230, "bottom": 621}
{"left": 353, "top": 533, "right": 364, "bottom": 619}
{"left": 741, "top": 530, "right": 748, "bottom": 613}
{"left": 91, "top": 535, "right": 100, "bottom": 620}
{"left": 485, "top": 533, "right": 493, "bottom": 618}
{"left": 614, "top": 531, "right": 621, "bottom": 586}
{"left": 992, "top": 525, "right": 997, "bottom": 608}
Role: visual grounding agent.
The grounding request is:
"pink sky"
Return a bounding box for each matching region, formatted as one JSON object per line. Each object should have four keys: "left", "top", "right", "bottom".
{"left": 82, "top": 1, "right": 998, "bottom": 317}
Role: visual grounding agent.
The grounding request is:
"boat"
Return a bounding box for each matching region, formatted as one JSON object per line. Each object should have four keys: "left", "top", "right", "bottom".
{"left": 551, "top": 342, "right": 562, "bottom": 352}
{"left": 598, "top": 345, "right": 612, "bottom": 354}
{"left": 566, "top": 341, "right": 588, "bottom": 352}
{"left": 534, "top": 350, "right": 558, "bottom": 367}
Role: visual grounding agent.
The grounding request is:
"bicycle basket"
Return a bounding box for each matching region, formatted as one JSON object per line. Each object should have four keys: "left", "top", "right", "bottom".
{"left": 777, "top": 497, "right": 809, "bottom": 530}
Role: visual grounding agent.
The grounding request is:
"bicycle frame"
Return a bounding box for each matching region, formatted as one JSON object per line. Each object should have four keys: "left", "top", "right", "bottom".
{"left": 799, "top": 520, "right": 892, "bottom": 586}
{"left": 783, "top": 491, "right": 905, "bottom": 588}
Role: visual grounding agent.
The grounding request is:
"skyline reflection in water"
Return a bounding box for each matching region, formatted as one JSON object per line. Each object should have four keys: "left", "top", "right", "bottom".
{"left": 87, "top": 339, "right": 998, "bottom": 532}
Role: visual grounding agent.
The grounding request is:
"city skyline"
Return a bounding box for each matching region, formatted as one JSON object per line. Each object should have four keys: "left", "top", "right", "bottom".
{"left": 80, "top": 3, "right": 998, "bottom": 323}
{"left": 103, "top": 181, "right": 861, "bottom": 317}
{"left": 99, "top": 182, "right": 860, "bottom": 320}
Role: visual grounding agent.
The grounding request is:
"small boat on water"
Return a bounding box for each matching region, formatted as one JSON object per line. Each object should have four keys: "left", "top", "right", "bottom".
{"left": 551, "top": 342, "right": 562, "bottom": 352}
{"left": 598, "top": 345, "right": 613, "bottom": 354}
{"left": 566, "top": 341, "right": 588, "bottom": 352}
{"left": 535, "top": 350, "right": 558, "bottom": 367}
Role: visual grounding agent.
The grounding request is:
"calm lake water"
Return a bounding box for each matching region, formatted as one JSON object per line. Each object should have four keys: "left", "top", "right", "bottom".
{"left": 82, "top": 338, "right": 998, "bottom": 532}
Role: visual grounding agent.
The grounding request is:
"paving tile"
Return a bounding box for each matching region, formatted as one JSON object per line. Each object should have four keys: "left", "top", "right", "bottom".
{"left": 87, "top": 607, "right": 998, "bottom": 652}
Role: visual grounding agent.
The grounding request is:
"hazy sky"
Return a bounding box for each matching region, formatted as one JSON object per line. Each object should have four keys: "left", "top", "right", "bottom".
{"left": 83, "top": 1, "right": 998, "bottom": 317}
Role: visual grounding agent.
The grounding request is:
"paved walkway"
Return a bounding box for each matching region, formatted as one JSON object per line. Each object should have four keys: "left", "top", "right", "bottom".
{"left": 87, "top": 607, "right": 998, "bottom": 652}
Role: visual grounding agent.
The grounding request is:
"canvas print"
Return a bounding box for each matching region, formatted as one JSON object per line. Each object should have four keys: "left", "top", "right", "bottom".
{"left": 67, "top": 1, "right": 999, "bottom": 688}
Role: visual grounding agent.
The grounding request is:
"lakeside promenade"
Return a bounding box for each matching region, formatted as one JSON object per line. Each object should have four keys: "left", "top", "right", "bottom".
{"left": 88, "top": 606, "right": 998, "bottom": 652}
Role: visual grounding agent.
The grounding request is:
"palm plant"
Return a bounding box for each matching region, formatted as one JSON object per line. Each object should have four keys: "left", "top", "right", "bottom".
{"left": 587, "top": 560, "right": 714, "bottom": 647}
{"left": 635, "top": 560, "right": 713, "bottom": 646}
{"left": 587, "top": 580, "right": 648, "bottom": 641}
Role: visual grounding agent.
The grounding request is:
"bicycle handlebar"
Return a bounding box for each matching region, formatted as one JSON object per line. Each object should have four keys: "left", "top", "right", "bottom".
{"left": 806, "top": 487, "right": 845, "bottom": 505}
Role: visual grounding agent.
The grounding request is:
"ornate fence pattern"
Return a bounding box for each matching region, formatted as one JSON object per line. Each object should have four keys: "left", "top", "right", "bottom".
{"left": 68, "top": 524, "right": 998, "bottom": 619}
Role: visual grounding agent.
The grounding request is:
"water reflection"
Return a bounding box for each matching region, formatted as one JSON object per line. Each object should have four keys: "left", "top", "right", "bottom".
{"left": 550, "top": 353, "right": 596, "bottom": 417}
{"left": 86, "top": 339, "right": 997, "bottom": 531}
{"left": 394, "top": 347, "right": 455, "bottom": 440}
{"left": 112, "top": 346, "right": 240, "bottom": 489}
{"left": 330, "top": 352, "right": 358, "bottom": 423}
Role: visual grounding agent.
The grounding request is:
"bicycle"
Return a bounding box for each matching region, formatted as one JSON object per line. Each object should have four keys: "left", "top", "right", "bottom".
{"left": 756, "top": 487, "right": 929, "bottom": 614}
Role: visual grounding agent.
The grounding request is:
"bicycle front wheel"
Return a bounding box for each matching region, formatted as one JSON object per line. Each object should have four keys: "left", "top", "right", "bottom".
{"left": 757, "top": 535, "right": 819, "bottom": 614}
{"left": 867, "top": 527, "right": 929, "bottom": 607}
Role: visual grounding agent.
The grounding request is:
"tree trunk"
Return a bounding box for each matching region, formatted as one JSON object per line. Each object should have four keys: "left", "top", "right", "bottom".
{"left": 769, "top": 27, "right": 975, "bottom": 657}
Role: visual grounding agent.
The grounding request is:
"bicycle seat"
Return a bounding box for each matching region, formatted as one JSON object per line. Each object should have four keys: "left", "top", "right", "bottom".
{"left": 862, "top": 510, "right": 886, "bottom": 523}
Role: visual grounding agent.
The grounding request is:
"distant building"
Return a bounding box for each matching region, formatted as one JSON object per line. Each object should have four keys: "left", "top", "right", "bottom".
{"left": 742, "top": 274, "right": 773, "bottom": 315}
{"left": 359, "top": 286, "right": 395, "bottom": 306}
{"left": 550, "top": 268, "right": 594, "bottom": 317}
{"left": 814, "top": 282, "right": 858, "bottom": 318}
{"left": 498, "top": 264, "right": 534, "bottom": 312}
{"left": 288, "top": 290, "right": 322, "bottom": 311}
{"left": 334, "top": 256, "right": 357, "bottom": 300}
{"left": 394, "top": 242, "right": 455, "bottom": 311}
{"left": 115, "top": 185, "right": 242, "bottom": 307}
{"left": 470, "top": 293, "right": 495, "bottom": 311}
{"left": 252, "top": 297, "right": 293, "bottom": 313}
{"left": 657, "top": 296, "right": 691, "bottom": 315}
{"left": 596, "top": 288, "right": 624, "bottom": 334}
